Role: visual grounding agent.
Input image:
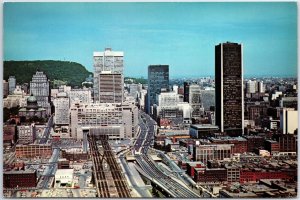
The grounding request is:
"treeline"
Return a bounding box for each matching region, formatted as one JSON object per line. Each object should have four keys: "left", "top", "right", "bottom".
{"left": 124, "top": 77, "right": 147, "bottom": 84}
{"left": 4, "top": 60, "right": 92, "bottom": 87}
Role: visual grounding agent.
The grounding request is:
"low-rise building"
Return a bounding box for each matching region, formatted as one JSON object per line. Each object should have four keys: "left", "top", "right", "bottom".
{"left": 17, "top": 124, "right": 36, "bottom": 144}
{"left": 15, "top": 144, "right": 52, "bottom": 158}
{"left": 189, "top": 124, "right": 219, "bottom": 139}
{"left": 4, "top": 170, "right": 37, "bottom": 188}
{"left": 55, "top": 169, "right": 74, "bottom": 187}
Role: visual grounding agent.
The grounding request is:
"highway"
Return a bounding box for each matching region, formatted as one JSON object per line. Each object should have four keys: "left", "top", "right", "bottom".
{"left": 133, "top": 111, "right": 200, "bottom": 198}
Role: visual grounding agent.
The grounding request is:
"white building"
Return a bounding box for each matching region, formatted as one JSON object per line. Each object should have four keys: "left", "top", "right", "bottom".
{"left": 138, "top": 89, "right": 147, "bottom": 111}
{"left": 17, "top": 124, "right": 36, "bottom": 144}
{"left": 271, "top": 91, "right": 283, "bottom": 100}
{"left": 280, "top": 108, "right": 298, "bottom": 134}
{"left": 54, "top": 92, "right": 70, "bottom": 125}
{"left": 93, "top": 48, "right": 124, "bottom": 102}
{"left": 3, "top": 86, "right": 28, "bottom": 108}
{"left": 68, "top": 88, "right": 92, "bottom": 106}
{"left": 129, "top": 83, "right": 142, "bottom": 98}
{"left": 70, "top": 102, "right": 138, "bottom": 140}
{"left": 157, "top": 92, "right": 180, "bottom": 107}
{"left": 55, "top": 169, "right": 74, "bottom": 187}
{"left": 246, "top": 80, "right": 257, "bottom": 93}
{"left": 172, "top": 85, "right": 178, "bottom": 94}
{"left": 258, "top": 81, "right": 265, "bottom": 93}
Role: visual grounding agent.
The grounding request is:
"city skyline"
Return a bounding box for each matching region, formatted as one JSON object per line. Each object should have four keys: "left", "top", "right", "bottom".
{"left": 4, "top": 2, "right": 297, "bottom": 78}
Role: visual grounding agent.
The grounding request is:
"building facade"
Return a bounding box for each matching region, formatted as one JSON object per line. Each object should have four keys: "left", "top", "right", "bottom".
{"left": 29, "top": 71, "right": 51, "bottom": 115}
{"left": 8, "top": 76, "right": 16, "bottom": 95}
{"left": 17, "top": 124, "right": 36, "bottom": 144}
{"left": 68, "top": 88, "right": 92, "bottom": 105}
{"left": 215, "top": 42, "right": 244, "bottom": 136}
{"left": 189, "top": 84, "right": 204, "bottom": 119}
{"left": 98, "top": 73, "right": 123, "bottom": 103}
{"left": 93, "top": 48, "right": 124, "bottom": 102}
{"left": 280, "top": 108, "right": 298, "bottom": 134}
{"left": 193, "top": 144, "right": 233, "bottom": 164}
{"left": 54, "top": 92, "right": 70, "bottom": 125}
{"left": 3, "top": 80, "right": 9, "bottom": 97}
{"left": 147, "top": 65, "right": 169, "bottom": 115}
{"left": 15, "top": 144, "right": 52, "bottom": 158}
{"left": 70, "top": 102, "right": 138, "bottom": 140}
{"left": 4, "top": 170, "right": 37, "bottom": 188}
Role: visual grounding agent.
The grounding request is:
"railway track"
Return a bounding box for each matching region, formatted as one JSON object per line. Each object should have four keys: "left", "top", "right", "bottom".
{"left": 88, "top": 134, "right": 131, "bottom": 198}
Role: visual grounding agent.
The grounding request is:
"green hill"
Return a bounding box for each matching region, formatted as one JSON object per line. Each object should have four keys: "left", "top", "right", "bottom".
{"left": 4, "top": 60, "right": 92, "bottom": 87}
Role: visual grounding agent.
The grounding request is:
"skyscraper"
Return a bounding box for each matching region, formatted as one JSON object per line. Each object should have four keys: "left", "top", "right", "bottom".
{"left": 54, "top": 92, "right": 70, "bottom": 125}
{"left": 98, "top": 73, "right": 123, "bottom": 103}
{"left": 183, "top": 82, "right": 190, "bottom": 102}
{"left": 93, "top": 48, "right": 124, "bottom": 103}
{"left": 189, "top": 84, "right": 204, "bottom": 120}
{"left": 8, "top": 76, "right": 16, "bottom": 95}
{"left": 147, "top": 65, "right": 169, "bottom": 115}
{"left": 29, "top": 71, "right": 51, "bottom": 115}
{"left": 215, "top": 42, "right": 244, "bottom": 136}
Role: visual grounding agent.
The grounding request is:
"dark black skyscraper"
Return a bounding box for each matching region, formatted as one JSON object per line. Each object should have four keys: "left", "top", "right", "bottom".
{"left": 147, "top": 65, "right": 169, "bottom": 115}
{"left": 215, "top": 42, "right": 244, "bottom": 136}
{"left": 183, "top": 82, "right": 190, "bottom": 103}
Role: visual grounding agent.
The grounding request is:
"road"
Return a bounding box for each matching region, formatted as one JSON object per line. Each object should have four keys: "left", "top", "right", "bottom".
{"left": 133, "top": 111, "right": 200, "bottom": 198}
{"left": 39, "top": 115, "right": 54, "bottom": 144}
{"left": 37, "top": 148, "right": 60, "bottom": 189}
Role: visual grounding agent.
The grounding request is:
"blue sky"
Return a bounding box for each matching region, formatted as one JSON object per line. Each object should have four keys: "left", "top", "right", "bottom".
{"left": 4, "top": 2, "right": 297, "bottom": 78}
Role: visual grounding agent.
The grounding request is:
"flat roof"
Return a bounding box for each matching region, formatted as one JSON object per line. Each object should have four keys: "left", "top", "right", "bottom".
{"left": 55, "top": 169, "right": 74, "bottom": 176}
{"left": 190, "top": 124, "right": 219, "bottom": 129}
{"left": 4, "top": 170, "right": 36, "bottom": 175}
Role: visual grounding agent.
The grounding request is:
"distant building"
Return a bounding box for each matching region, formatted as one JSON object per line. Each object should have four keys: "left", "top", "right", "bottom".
{"left": 280, "top": 108, "right": 298, "bottom": 134}
{"left": 93, "top": 48, "right": 124, "bottom": 102}
{"left": 147, "top": 65, "right": 169, "bottom": 115}
{"left": 3, "top": 86, "right": 28, "bottom": 108}
{"left": 215, "top": 42, "right": 244, "bottom": 136}
{"left": 183, "top": 82, "right": 190, "bottom": 102}
{"left": 189, "top": 124, "right": 219, "bottom": 139}
{"left": 246, "top": 80, "right": 257, "bottom": 93}
{"left": 189, "top": 84, "right": 203, "bottom": 119}
{"left": 129, "top": 83, "right": 142, "bottom": 98}
{"left": 54, "top": 92, "right": 70, "bottom": 125}
{"left": 200, "top": 89, "right": 215, "bottom": 111}
{"left": 193, "top": 144, "right": 233, "bottom": 164}
{"left": 17, "top": 124, "right": 36, "bottom": 144}
{"left": 3, "top": 80, "right": 9, "bottom": 97}
{"left": 280, "top": 97, "right": 297, "bottom": 109}
{"left": 68, "top": 88, "right": 92, "bottom": 105}
{"left": 8, "top": 76, "right": 16, "bottom": 95}
{"left": 258, "top": 81, "right": 265, "bottom": 93}
{"left": 3, "top": 125, "right": 16, "bottom": 145}
{"left": 19, "top": 95, "right": 47, "bottom": 119}
{"left": 29, "top": 71, "right": 51, "bottom": 115}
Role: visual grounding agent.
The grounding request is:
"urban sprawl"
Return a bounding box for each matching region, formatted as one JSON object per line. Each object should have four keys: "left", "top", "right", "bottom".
{"left": 3, "top": 43, "right": 297, "bottom": 198}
